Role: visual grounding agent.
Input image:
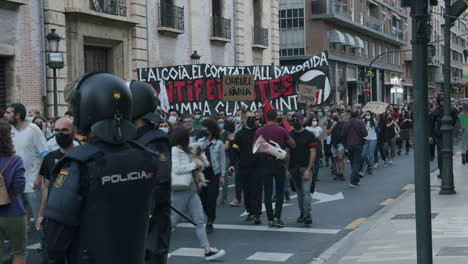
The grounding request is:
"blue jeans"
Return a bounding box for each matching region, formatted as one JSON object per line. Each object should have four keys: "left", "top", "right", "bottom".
{"left": 171, "top": 184, "right": 209, "bottom": 247}
{"left": 313, "top": 143, "right": 322, "bottom": 178}
{"left": 290, "top": 167, "right": 312, "bottom": 215}
{"left": 363, "top": 140, "right": 377, "bottom": 169}
{"left": 22, "top": 191, "right": 41, "bottom": 219}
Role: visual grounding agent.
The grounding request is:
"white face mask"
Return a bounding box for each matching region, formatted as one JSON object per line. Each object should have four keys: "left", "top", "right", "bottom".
{"left": 168, "top": 116, "right": 177, "bottom": 124}
{"left": 312, "top": 121, "right": 318, "bottom": 127}
{"left": 160, "top": 127, "right": 169, "bottom": 134}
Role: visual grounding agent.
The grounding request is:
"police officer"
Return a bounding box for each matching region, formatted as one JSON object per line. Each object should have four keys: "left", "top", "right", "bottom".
{"left": 128, "top": 81, "right": 171, "bottom": 264}
{"left": 43, "top": 73, "right": 158, "bottom": 264}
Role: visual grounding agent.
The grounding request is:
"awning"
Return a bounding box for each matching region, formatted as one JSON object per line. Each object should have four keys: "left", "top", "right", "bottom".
{"left": 329, "top": 30, "right": 345, "bottom": 44}
{"left": 353, "top": 36, "right": 364, "bottom": 49}
{"left": 343, "top": 33, "right": 355, "bottom": 46}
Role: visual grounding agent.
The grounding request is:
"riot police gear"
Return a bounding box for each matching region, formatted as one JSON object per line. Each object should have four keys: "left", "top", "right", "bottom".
{"left": 68, "top": 72, "right": 136, "bottom": 144}
{"left": 128, "top": 80, "right": 164, "bottom": 124}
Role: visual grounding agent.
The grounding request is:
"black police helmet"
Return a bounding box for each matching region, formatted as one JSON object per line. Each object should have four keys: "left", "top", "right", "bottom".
{"left": 67, "top": 73, "right": 136, "bottom": 144}
{"left": 128, "top": 81, "right": 163, "bottom": 123}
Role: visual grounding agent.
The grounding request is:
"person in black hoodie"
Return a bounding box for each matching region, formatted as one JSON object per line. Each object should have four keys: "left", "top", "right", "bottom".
{"left": 228, "top": 111, "right": 261, "bottom": 224}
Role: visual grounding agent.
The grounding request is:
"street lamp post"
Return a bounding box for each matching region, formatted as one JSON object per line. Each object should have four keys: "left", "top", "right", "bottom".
{"left": 46, "top": 29, "right": 64, "bottom": 118}
{"left": 190, "top": 51, "right": 201, "bottom": 64}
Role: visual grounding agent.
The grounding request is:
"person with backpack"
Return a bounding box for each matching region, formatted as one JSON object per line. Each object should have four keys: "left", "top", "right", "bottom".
{"left": 0, "top": 120, "right": 26, "bottom": 264}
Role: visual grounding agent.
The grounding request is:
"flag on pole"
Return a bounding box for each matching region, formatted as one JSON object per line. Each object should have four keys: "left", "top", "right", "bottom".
{"left": 158, "top": 79, "right": 170, "bottom": 113}
{"left": 262, "top": 100, "right": 293, "bottom": 131}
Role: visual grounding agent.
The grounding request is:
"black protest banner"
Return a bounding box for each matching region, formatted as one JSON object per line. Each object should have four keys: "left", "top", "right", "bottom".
{"left": 137, "top": 51, "right": 331, "bottom": 116}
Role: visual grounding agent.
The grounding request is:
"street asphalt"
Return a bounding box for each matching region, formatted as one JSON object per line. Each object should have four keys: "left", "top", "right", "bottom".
{"left": 23, "top": 149, "right": 440, "bottom": 264}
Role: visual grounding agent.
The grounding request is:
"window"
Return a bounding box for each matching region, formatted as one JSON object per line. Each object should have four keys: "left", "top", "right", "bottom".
{"left": 280, "top": 48, "right": 304, "bottom": 57}
{"left": 441, "top": 45, "right": 444, "bottom": 57}
{"left": 342, "top": 45, "right": 347, "bottom": 53}
{"left": 378, "top": 45, "right": 382, "bottom": 61}
{"left": 279, "top": 8, "right": 304, "bottom": 29}
{"left": 212, "top": 0, "right": 222, "bottom": 17}
{"left": 330, "top": 43, "right": 336, "bottom": 51}
{"left": 364, "top": 40, "right": 369, "bottom": 57}
{"left": 371, "top": 42, "right": 375, "bottom": 58}
{"left": 384, "top": 47, "right": 388, "bottom": 63}
{"left": 253, "top": 0, "right": 262, "bottom": 26}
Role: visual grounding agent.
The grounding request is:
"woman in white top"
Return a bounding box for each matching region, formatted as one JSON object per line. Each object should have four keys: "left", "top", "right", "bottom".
{"left": 170, "top": 127, "right": 225, "bottom": 261}
{"left": 306, "top": 116, "right": 324, "bottom": 181}
{"left": 362, "top": 111, "right": 378, "bottom": 174}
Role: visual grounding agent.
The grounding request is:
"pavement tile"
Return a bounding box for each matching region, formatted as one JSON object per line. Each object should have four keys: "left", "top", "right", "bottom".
{"left": 320, "top": 153, "right": 468, "bottom": 264}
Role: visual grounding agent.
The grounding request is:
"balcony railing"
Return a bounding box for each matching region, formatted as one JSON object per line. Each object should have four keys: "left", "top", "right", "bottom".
{"left": 330, "top": 0, "right": 350, "bottom": 19}
{"left": 366, "top": 16, "right": 381, "bottom": 32}
{"left": 253, "top": 26, "right": 268, "bottom": 46}
{"left": 391, "top": 27, "right": 404, "bottom": 41}
{"left": 158, "top": 4, "right": 184, "bottom": 31}
{"left": 212, "top": 16, "right": 231, "bottom": 40}
{"left": 89, "top": 0, "right": 127, "bottom": 17}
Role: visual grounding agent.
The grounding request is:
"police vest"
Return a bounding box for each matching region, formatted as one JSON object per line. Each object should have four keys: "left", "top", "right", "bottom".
{"left": 53, "top": 143, "right": 156, "bottom": 264}
{"left": 134, "top": 128, "right": 171, "bottom": 184}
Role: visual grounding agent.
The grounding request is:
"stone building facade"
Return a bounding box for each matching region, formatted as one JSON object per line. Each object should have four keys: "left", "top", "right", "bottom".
{"left": 0, "top": 0, "right": 44, "bottom": 114}
{"left": 280, "top": 0, "right": 409, "bottom": 105}
{"left": 146, "top": 0, "right": 279, "bottom": 67}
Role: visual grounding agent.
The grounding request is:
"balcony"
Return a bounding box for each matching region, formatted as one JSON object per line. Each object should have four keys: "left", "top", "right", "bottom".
{"left": 89, "top": 0, "right": 126, "bottom": 17}
{"left": 366, "top": 16, "right": 381, "bottom": 32}
{"left": 330, "top": 0, "right": 350, "bottom": 19}
{"left": 252, "top": 26, "right": 268, "bottom": 49}
{"left": 311, "top": 0, "right": 408, "bottom": 46}
{"left": 158, "top": 3, "right": 184, "bottom": 36}
{"left": 211, "top": 16, "right": 231, "bottom": 44}
{"left": 391, "top": 27, "right": 404, "bottom": 41}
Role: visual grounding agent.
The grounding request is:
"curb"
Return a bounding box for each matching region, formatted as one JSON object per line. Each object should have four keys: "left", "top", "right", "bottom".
{"left": 308, "top": 186, "right": 415, "bottom": 264}
{"left": 309, "top": 165, "right": 441, "bottom": 264}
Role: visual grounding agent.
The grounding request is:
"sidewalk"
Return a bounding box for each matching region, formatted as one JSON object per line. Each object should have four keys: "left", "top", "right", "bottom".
{"left": 312, "top": 152, "right": 468, "bottom": 264}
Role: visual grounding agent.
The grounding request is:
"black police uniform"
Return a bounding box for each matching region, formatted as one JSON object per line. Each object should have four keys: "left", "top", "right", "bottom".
{"left": 135, "top": 124, "right": 172, "bottom": 263}
{"left": 44, "top": 138, "right": 158, "bottom": 264}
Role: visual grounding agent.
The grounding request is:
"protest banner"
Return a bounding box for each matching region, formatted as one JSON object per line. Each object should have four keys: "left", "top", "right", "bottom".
{"left": 222, "top": 75, "right": 255, "bottom": 101}
{"left": 138, "top": 51, "right": 331, "bottom": 115}
{"left": 363, "top": 101, "right": 388, "bottom": 114}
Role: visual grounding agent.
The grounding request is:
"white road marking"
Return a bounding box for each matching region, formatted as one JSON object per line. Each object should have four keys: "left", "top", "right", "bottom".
{"left": 27, "top": 243, "right": 41, "bottom": 250}
{"left": 176, "top": 223, "right": 340, "bottom": 234}
{"left": 170, "top": 247, "right": 204, "bottom": 257}
{"left": 247, "top": 252, "right": 294, "bottom": 262}
{"left": 240, "top": 203, "right": 294, "bottom": 217}
{"left": 218, "top": 184, "right": 235, "bottom": 191}
{"left": 239, "top": 191, "right": 344, "bottom": 217}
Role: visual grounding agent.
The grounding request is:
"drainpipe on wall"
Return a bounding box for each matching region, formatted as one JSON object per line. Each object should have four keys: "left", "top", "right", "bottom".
{"left": 39, "top": 0, "right": 48, "bottom": 118}
{"left": 146, "top": 0, "right": 150, "bottom": 67}
{"left": 232, "top": 0, "right": 237, "bottom": 66}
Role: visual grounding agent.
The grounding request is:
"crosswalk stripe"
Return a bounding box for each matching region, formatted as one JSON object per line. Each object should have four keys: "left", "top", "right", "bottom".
{"left": 247, "top": 252, "right": 294, "bottom": 262}
{"left": 170, "top": 247, "right": 204, "bottom": 257}
{"left": 176, "top": 223, "right": 340, "bottom": 234}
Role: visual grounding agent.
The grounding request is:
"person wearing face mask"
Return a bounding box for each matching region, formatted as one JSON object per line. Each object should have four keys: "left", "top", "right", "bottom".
{"left": 197, "top": 119, "right": 226, "bottom": 234}
{"left": 36, "top": 117, "right": 77, "bottom": 263}
{"left": 129, "top": 81, "right": 172, "bottom": 264}
{"left": 193, "top": 109, "right": 203, "bottom": 129}
{"left": 327, "top": 113, "right": 345, "bottom": 181}
{"left": 218, "top": 117, "right": 232, "bottom": 206}
{"left": 286, "top": 112, "right": 318, "bottom": 226}
{"left": 234, "top": 109, "right": 246, "bottom": 133}
{"left": 305, "top": 117, "right": 324, "bottom": 182}
{"left": 229, "top": 112, "right": 261, "bottom": 223}
{"left": 341, "top": 106, "right": 352, "bottom": 121}
{"left": 168, "top": 109, "right": 182, "bottom": 127}
{"left": 158, "top": 121, "right": 172, "bottom": 135}
{"left": 362, "top": 111, "right": 378, "bottom": 174}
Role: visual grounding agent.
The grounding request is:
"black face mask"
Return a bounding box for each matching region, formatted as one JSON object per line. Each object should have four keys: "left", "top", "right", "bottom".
{"left": 293, "top": 120, "right": 302, "bottom": 130}
{"left": 55, "top": 133, "right": 74, "bottom": 149}
{"left": 277, "top": 117, "right": 283, "bottom": 124}
{"left": 246, "top": 118, "right": 255, "bottom": 128}
{"left": 333, "top": 116, "right": 339, "bottom": 122}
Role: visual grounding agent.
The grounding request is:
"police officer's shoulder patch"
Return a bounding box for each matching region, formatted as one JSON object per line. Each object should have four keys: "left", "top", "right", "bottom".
{"left": 55, "top": 170, "right": 69, "bottom": 188}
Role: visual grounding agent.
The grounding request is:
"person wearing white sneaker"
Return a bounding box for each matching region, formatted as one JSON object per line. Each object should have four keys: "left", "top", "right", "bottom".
{"left": 205, "top": 247, "right": 226, "bottom": 261}
{"left": 170, "top": 128, "right": 225, "bottom": 261}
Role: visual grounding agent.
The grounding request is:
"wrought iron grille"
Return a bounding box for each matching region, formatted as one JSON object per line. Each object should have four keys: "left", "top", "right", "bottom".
{"left": 90, "top": 0, "right": 127, "bottom": 17}
{"left": 253, "top": 26, "right": 268, "bottom": 46}
{"left": 158, "top": 4, "right": 184, "bottom": 31}
{"left": 211, "top": 16, "right": 231, "bottom": 39}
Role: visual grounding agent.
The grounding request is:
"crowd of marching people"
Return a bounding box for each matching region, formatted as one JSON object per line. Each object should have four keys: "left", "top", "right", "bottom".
{"left": 0, "top": 91, "right": 467, "bottom": 263}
